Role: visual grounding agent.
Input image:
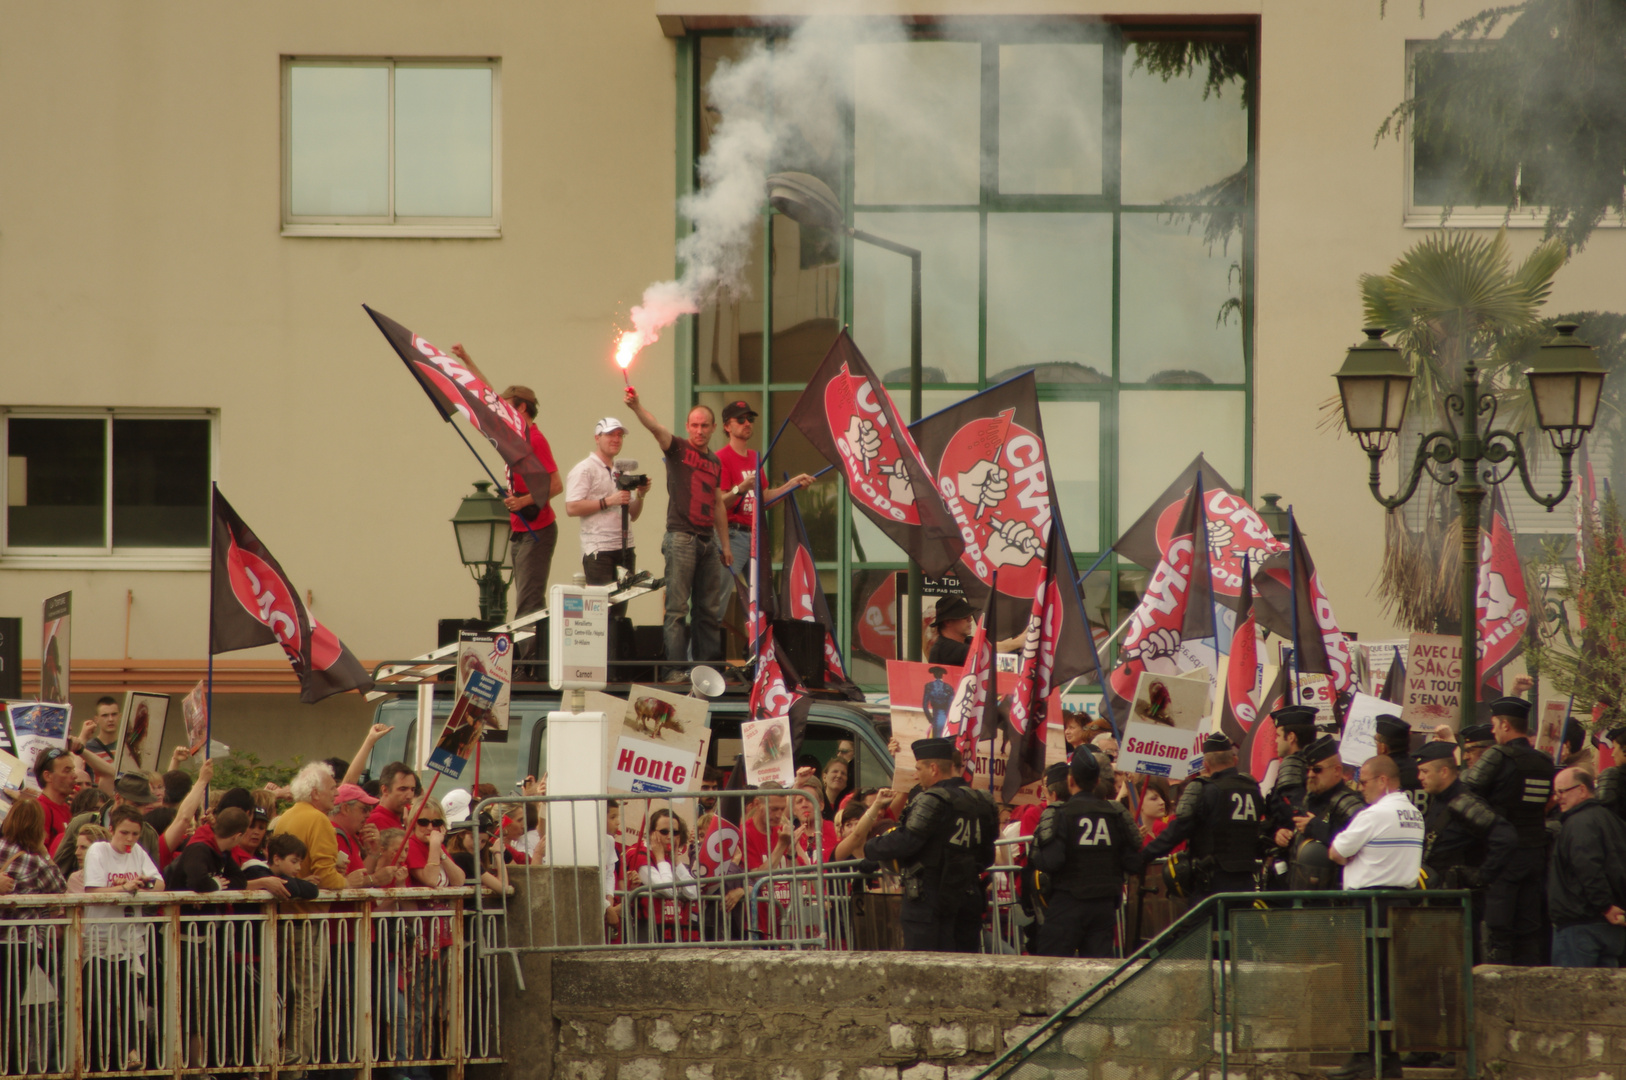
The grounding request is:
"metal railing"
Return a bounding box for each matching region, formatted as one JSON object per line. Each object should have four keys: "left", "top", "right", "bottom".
{"left": 0, "top": 886, "right": 501, "bottom": 1079}
{"left": 976, "top": 889, "right": 1477, "bottom": 1080}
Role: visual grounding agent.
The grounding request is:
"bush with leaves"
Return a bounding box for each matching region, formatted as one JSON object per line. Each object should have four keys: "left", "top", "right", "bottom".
{"left": 1525, "top": 493, "right": 1626, "bottom": 733}
{"left": 185, "top": 748, "right": 304, "bottom": 799}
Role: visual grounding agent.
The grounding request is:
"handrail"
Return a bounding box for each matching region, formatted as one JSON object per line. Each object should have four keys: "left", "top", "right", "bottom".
{"left": 0, "top": 885, "right": 498, "bottom": 909}
{"left": 976, "top": 888, "right": 1473, "bottom": 1079}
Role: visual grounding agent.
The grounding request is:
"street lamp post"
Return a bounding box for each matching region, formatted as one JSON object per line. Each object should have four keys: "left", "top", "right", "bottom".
{"left": 1335, "top": 323, "right": 1605, "bottom": 729}
{"left": 451, "top": 481, "right": 514, "bottom": 624}
{"left": 767, "top": 171, "right": 927, "bottom": 661}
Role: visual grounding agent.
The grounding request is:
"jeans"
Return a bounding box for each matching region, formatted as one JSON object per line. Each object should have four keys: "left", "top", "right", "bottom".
{"left": 511, "top": 521, "right": 558, "bottom": 659}
{"left": 712, "top": 526, "right": 752, "bottom": 646}
{"left": 1552, "top": 922, "right": 1626, "bottom": 967}
{"left": 662, "top": 531, "right": 724, "bottom": 662}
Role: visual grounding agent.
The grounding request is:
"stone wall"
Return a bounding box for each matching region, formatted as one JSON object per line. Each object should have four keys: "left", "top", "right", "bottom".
{"left": 1473, "top": 966, "right": 1626, "bottom": 1080}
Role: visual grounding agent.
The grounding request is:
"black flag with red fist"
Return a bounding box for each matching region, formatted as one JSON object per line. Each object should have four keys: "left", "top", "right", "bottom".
{"left": 786, "top": 332, "right": 963, "bottom": 577}
{"left": 211, "top": 487, "right": 373, "bottom": 704}
{"left": 779, "top": 491, "right": 862, "bottom": 699}
{"left": 908, "top": 372, "right": 1058, "bottom": 633}
{"left": 365, "top": 304, "right": 553, "bottom": 498}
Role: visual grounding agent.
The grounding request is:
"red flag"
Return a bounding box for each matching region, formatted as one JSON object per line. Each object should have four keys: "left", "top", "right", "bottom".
{"left": 785, "top": 332, "right": 963, "bottom": 576}
{"left": 365, "top": 305, "right": 553, "bottom": 499}
{"left": 210, "top": 488, "right": 373, "bottom": 704}
{"left": 778, "top": 492, "right": 863, "bottom": 698}
{"left": 748, "top": 626, "right": 796, "bottom": 721}
{"left": 944, "top": 578, "right": 998, "bottom": 778}
{"left": 1239, "top": 666, "right": 1292, "bottom": 781}
{"left": 1476, "top": 486, "right": 1531, "bottom": 691}
{"left": 1255, "top": 516, "right": 1355, "bottom": 697}
{"left": 1107, "top": 483, "right": 1210, "bottom": 719}
{"left": 1219, "top": 554, "right": 1259, "bottom": 743}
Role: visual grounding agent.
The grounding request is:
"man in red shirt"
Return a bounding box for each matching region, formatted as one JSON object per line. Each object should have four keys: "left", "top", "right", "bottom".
{"left": 713, "top": 400, "right": 815, "bottom": 631}
{"left": 329, "top": 783, "right": 378, "bottom": 876}
{"left": 367, "top": 761, "right": 419, "bottom": 833}
{"left": 35, "top": 746, "right": 78, "bottom": 854}
{"left": 493, "top": 379, "right": 560, "bottom": 661}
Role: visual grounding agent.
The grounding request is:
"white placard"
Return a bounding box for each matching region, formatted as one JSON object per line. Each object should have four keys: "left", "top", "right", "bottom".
{"left": 544, "top": 710, "right": 610, "bottom": 871}
{"left": 549, "top": 583, "right": 612, "bottom": 690}
{"left": 1338, "top": 693, "right": 1390, "bottom": 767}
{"left": 740, "top": 715, "right": 795, "bottom": 787}
{"left": 1119, "top": 721, "right": 1207, "bottom": 780}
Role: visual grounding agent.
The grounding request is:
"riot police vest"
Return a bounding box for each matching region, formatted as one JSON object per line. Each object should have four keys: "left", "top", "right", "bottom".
{"left": 1051, "top": 793, "right": 1130, "bottom": 900}
{"left": 1195, "top": 770, "right": 1265, "bottom": 874}
{"left": 1396, "top": 754, "right": 1429, "bottom": 814}
{"left": 1466, "top": 740, "right": 1553, "bottom": 846}
{"left": 913, "top": 781, "right": 997, "bottom": 890}
{"left": 1422, "top": 783, "right": 1497, "bottom": 878}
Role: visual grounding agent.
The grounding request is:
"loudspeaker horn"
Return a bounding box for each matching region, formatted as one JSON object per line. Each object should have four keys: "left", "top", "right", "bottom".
{"left": 690, "top": 665, "right": 726, "bottom": 700}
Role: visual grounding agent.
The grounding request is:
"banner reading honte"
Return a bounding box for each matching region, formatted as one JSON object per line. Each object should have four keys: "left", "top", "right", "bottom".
{"left": 589, "top": 686, "right": 711, "bottom": 844}
{"left": 40, "top": 592, "right": 70, "bottom": 704}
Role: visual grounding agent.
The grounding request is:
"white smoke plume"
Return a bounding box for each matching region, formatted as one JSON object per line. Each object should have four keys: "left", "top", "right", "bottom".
{"left": 616, "top": 17, "right": 904, "bottom": 367}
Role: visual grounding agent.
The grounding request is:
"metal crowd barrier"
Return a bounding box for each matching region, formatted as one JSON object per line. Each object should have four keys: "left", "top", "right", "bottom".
{"left": 983, "top": 836, "right": 1029, "bottom": 956}
{"left": 473, "top": 789, "right": 842, "bottom": 963}
{"left": 0, "top": 886, "right": 501, "bottom": 1079}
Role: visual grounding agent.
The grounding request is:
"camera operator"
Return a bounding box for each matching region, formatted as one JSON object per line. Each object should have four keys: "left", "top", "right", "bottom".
{"left": 565, "top": 418, "right": 651, "bottom": 587}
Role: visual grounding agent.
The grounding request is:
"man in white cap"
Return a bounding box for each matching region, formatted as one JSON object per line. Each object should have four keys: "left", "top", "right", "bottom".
{"left": 565, "top": 417, "right": 652, "bottom": 588}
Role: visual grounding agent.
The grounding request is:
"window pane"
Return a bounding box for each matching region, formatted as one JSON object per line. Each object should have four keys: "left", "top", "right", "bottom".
{"left": 1038, "top": 399, "right": 1101, "bottom": 551}
{"left": 112, "top": 419, "right": 210, "bottom": 548}
{"left": 1119, "top": 214, "right": 1245, "bottom": 383}
{"left": 6, "top": 418, "right": 105, "bottom": 547}
{"left": 986, "top": 213, "right": 1112, "bottom": 378}
{"left": 769, "top": 391, "right": 838, "bottom": 562}
{"left": 696, "top": 218, "right": 765, "bottom": 385}
{"left": 1411, "top": 49, "right": 1515, "bottom": 208}
{"left": 852, "top": 212, "right": 980, "bottom": 384}
{"left": 1117, "top": 390, "right": 1245, "bottom": 527}
{"left": 1120, "top": 50, "right": 1248, "bottom": 205}
{"left": 998, "top": 43, "right": 1103, "bottom": 195}
{"left": 769, "top": 214, "right": 842, "bottom": 385}
{"left": 394, "top": 66, "right": 494, "bottom": 218}
{"left": 854, "top": 42, "right": 981, "bottom": 205}
{"left": 289, "top": 65, "right": 390, "bottom": 217}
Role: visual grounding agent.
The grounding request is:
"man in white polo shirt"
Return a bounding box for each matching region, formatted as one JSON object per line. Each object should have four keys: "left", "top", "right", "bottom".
{"left": 1326, "top": 755, "right": 1427, "bottom": 1080}
{"left": 565, "top": 418, "right": 651, "bottom": 588}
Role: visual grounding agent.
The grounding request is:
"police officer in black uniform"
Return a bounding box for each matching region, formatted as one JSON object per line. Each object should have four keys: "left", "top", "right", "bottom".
{"left": 1594, "top": 725, "right": 1626, "bottom": 820}
{"left": 865, "top": 737, "right": 999, "bottom": 952}
{"left": 1142, "top": 732, "right": 1264, "bottom": 898}
{"left": 1288, "top": 735, "right": 1367, "bottom": 889}
{"left": 1373, "top": 715, "right": 1427, "bottom": 813}
{"left": 1460, "top": 696, "right": 1554, "bottom": 965}
{"left": 1459, "top": 723, "right": 1496, "bottom": 770}
{"left": 1030, "top": 747, "right": 1144, "bottom": 957}
{"left": 1266, "top": 705, "right": 1319, "bottom": 828}
{"left": 1417, "top": 740, "right": 1515, "bottom": 889}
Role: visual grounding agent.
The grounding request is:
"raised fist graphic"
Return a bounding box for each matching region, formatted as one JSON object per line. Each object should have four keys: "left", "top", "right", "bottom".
{"left": 957, "top": 459, "right": 1009, "bottom": 516}
{"left": 1129, "top": 627, "right": 1181, "bottom": 662}
{"left": 843, "top": 416, "right": 882, "bottom": 472}
{"left": 879, "top": 459, "right": 916, "bottom": 505}
{"left": 1206, "top": 519, "right": 1233, "bottom": 555}
{"left": 985, "top": 517, "right": 1042, "bottom": 568}
{"left": 1481, "top": 572, "right": 1515, "bottom": 621}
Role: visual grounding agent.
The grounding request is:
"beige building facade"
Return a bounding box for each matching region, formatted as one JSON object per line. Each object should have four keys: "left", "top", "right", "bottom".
{"left": 0, "top": 1, "right": 1620, "bottom": 761}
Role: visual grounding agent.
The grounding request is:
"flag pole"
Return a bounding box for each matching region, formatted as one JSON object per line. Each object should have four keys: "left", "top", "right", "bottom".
{"left": 1288, "top": 506, "right": 1302, "bottom": 703}
{"left": 1059, "top": 516, "right": 1121, "bottom": 739}
{"left": 204, "top": 483, "right": 218, "bottom": 804}
{"left": 445, "top": 416, "right": 549, "bottom": 551}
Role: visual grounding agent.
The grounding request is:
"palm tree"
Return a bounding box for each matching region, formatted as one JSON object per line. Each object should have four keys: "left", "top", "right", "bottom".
{"left": 1353, "top": 230, "right": 1566, "bottom": 633}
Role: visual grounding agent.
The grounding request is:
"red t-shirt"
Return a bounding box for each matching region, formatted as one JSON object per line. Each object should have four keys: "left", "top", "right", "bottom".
{"left": 508, "top": 423, "right": 559, "bottom": 534}
{"left": 41, "top": 792, "right": 73, "bottom": 854}
{"left": 662, "top": 439, "right": 721, "bottom": 535}
{"left": 367, "top": 805, "right": 405, "bottom": 834}
{"left": 715, "top": 445, "right": 757, "bottom": 528}
{"left": 795, "top": 818, "right": 840, "bottom": 863}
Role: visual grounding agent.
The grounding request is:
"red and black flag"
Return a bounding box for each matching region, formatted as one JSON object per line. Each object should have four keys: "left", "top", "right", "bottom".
{"left": 908, "top": 372, "right": 1058, "bottom": 632}
{"left": 211, "top": 487, "right": 373, "bottom": 704}
{"left": 1114, "top": 454, "right": 1288, "bottom": 618}
{"left": 1476, "top": 485, "right": 1532, "bottom": 694}
{"left": 1106, "top": 483, "right": 1212, "bottom": 721}
{"left": 786, "top": 332, "right": 963, "bottom": 576}
{"left": 1239, "top": 665, "right": 1293, "bottom": 783}
{"left": 1218, "top": 552, "right": 1260, "bottom": 745}
{"left": 1254, "top": 510, "right": 1355, "bottom": 698}
{"left": 944, "top": 573, "right": 1000, "bottom": 780}
{"left": 778, "top": 491, "right": 862, "bottom": 698}
{"left": 1378, "top": 646, "right": 1406, "bottom": 706}
{"left": 365, "top": 305, "right": 552, "bottom": 498}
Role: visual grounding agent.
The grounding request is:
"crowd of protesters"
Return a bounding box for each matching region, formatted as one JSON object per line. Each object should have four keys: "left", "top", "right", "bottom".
{"left": 0, "top": 718, "right": 527, "bottom": 1078}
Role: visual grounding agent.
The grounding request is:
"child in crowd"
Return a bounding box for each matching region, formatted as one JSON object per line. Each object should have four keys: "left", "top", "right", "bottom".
{"left": 246, "top": 833, "right": 320, "bottom": 900}
{"left": 83, "top": 806, "right": 163, "bottom": 1072}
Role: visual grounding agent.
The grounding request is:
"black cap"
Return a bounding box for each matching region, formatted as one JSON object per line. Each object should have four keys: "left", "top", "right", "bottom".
{"left": 1202, "top": 732, "right": 1233, "bottom": 753}
{"left": 1414, "top": 741, "right": 1458, "bottom": 764}
{"left": 1374, "top": 716, "right": 1411, "bottom": 745}
{"left": 1305, "top": 735, "right": 1342, "bottom": 764}
{"left": 1608, "top": 726, "right": 1626, "bottom": 745}
{"left": 1271, "top": 705, "right": 1318, "bottom": 733}
{"left": 722, "top": 400, "right": 758, "bottom": 423}
{"left": 1044, "top": 762, "right": 1070, "bottom": 788}
{"left": 1070, "top": 749, "right": 1101, "bottom": 786}
{"left": 932, "top": 595, "right": 976, "bottom": 627}
{"left": 913, "top": 737, "right": 956, "bottom": 762}
{"left": 1460, "top": 723, "right": 1494, "bottom": 746}
{"left": 1488, "top": 696, "right": 1531, "bottom": 722}
{"left": 927, "top": 666, "right": 948, "bottom": 677}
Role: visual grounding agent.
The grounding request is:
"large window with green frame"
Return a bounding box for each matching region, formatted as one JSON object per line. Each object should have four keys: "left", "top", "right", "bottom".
{"left": 674, "top": 23, "right": 1256, "bottom": 690}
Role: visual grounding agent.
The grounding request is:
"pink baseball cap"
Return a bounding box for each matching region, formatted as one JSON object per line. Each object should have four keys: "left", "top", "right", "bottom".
{"left": 334, "top": 783, "right": 379, "bottom": 806}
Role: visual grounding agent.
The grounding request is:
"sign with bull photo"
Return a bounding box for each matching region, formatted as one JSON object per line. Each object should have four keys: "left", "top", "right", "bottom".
{"left": 590, "top": 685, "right": 711, "bottom": 845}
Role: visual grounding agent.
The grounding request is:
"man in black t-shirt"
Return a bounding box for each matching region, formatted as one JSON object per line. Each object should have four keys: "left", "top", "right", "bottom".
{"left": 626, "top": 386, "right": 731, "bottom": 664}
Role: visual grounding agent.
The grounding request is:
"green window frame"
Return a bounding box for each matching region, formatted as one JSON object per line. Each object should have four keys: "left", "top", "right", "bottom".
{"left": 674, "top": 23, "right": 1256, "bottom": 692}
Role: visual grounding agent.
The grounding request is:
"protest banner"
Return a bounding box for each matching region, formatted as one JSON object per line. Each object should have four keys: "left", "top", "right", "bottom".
{"left": 742, "top": 715, "right": 795, "bottom": 787}
{"left": 1533, "top": 699, "right": 1567, "bottom": 759}
{"left": 591, "top": 685, "right": 711, "bottom": 843}
{"left": 40, "top": 592, "right": 70, "bottom": 704}
{"left": 427, "top": 670, "right": 503, "bottom": 778}
{"left": 9, "top": 702, "right": 69, "bottom": 790}
{"left": 1119, "top": 723, "right": 1206, "bottom": 780}
{"left": 1357, "top": 640, "right": 1410, "bottom": 697}
{"left": 1129, "top": 668, "right": 1209, "bottom": 730}
{"left": 1118, "top": 669, "right": 1210, "bottom": 779}
{"left": 0, "top": 747, "right": 25, "bottom": 821}
{"left": 1401, "top": 633, "right": 1463, "bottom": 730}
{"left": 115, "top": 691, "right": 170, "bottom": 775}
{"left": 457, "top": 631, "right": 512, "bottom": 733}
{"left": 1339, "top": 693, "right": 1391, "bottom": 766}
{"left": 182, "top": 679, "right": 209, "bottom": 755}
{"left": 885, "top": 659, "right": 1066, "bottom": 802}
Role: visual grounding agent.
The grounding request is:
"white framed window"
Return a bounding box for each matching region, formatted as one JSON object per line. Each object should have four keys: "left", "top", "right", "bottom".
{"left": 3, "top": 409, "right": 217, "bottom": 568}
{"left": 282, "top": 58, "right": 501, "bottom": 238}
